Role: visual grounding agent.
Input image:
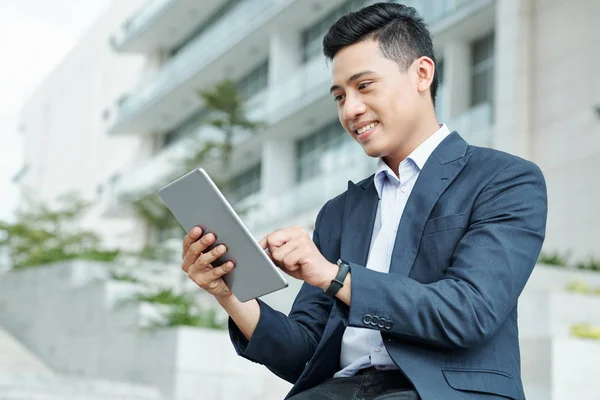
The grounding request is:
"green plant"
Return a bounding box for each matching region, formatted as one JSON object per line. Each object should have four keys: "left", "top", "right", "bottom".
{"left": 566, "top": 280, "right": 591, "bottom": 293}
{"left": 197, "top": 79, "right": 265, "bottom": 166}
{"left": 576, "top": 257, "right": 600, "bottom": 272}
{"left": 571, "top": 323, "right": 600, "bottom": 341}
{"left": 0, "top": 192, "right": 120, "bottom": 269}
{"left": 110, "top": 271, "right": 140, "bottom": 283}
{"left": 132, "top": 289, "right": 226, "bottom": 330}
{"left": 122, "top": 79, "right": 265, "bottom": 260}
{"left": 565, "top": 280, "right": 600, "bottom": 295}
{"left": 538, "top": 251, "right": 569, "bottom": 267}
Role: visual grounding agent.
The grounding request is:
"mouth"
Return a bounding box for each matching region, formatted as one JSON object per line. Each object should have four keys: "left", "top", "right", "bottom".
{"left": 354, "top": 122, "right": 379, "bottom": 141}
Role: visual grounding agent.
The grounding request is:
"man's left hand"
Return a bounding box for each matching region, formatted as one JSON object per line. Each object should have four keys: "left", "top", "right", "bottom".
{"left": 259, "top": 226, "right": 337, "bottom": 289}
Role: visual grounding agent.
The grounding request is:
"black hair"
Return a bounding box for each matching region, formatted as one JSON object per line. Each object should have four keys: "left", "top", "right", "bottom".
{"left": 323, "top": 2, "right": 439, "bottom": 105}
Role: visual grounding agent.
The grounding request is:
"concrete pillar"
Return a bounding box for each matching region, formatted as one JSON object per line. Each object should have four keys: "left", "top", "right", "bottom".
{"left": 268, "top": 28, "right": 302, "bottom": 87}
{"left": 493, "top": 0, "right": 533, "bottom": 158}
{"left": 442, "top": 40, "right": 472, "bottom": 120}
{"left": 261, "top": 139, "right": 296, "bottom": 196}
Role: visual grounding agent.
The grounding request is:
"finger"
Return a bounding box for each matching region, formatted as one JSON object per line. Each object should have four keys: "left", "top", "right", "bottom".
{"left": 182, "top": 226, "right": 203, "bottom": 257}
{"left": 259, "top": 236, "right": 268, "bottom": 250}
{"left": 270, "top": 238, "right": 300, "bottom": 264}
{"left": 210, "top": 261, "right": 235, "bottom": 280}
{"left": 188, "top": 261, "right": 232, "bottom": 293}
{"left": 281, "top": 247, "right": 304, "bottom": 271}
{"left": 182, "top": 233, "right": 215, "bottom": 272}
{"left": 265, "top": 230, "right": 292, "bottom": 251}
{"left": 196, "top": 243, "right": 227, "bottom": 267}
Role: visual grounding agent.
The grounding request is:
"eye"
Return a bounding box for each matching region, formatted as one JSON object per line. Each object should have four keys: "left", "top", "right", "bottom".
{"left": 333, "top": 94, "right": 345, "bottom": 103}
{"left": 358, "top": 82, "right": 372, "bottom": 90}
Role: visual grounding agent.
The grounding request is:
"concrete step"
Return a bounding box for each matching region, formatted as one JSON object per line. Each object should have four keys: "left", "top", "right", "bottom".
{"left": 0, "top": 373, "right": 162, "bottom": 400}
{"left": 0, "top": 327, "right": 52, "bottom": 375}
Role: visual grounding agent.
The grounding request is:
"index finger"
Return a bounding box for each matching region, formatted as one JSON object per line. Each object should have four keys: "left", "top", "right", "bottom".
{"left": 183, "top": 226, "right": 203, "bottom": 257}
{"left": 260, "top": 229, "right": 289, "bottom": 251}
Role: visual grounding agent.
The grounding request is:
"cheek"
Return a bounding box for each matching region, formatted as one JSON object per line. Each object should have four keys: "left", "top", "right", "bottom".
{"left": 338, "top": 113, "right": 350, "bottom": 132}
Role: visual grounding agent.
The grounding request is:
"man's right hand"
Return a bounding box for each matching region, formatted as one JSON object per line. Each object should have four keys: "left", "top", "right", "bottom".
{"left": 181, "top": 226, "right": 235, "bottom": 300}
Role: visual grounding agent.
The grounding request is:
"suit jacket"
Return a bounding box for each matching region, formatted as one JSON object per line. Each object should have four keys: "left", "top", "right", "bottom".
{"left": 229, "top": 132, "right": 547, "bottom": 400}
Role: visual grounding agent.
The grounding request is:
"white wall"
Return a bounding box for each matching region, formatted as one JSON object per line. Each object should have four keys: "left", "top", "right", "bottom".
{"left": 17, "top": 0, "right": 150, "bottom": 250}
{"left": 0, "top": 261, "right": 293, "bottom": 400}
{"left": 526, "top": 0, "right": 600, "bottom": 261}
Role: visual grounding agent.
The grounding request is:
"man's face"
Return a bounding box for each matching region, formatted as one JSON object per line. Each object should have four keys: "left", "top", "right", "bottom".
{"left": 330, "top": 39, "right": 423, "bottom": 163}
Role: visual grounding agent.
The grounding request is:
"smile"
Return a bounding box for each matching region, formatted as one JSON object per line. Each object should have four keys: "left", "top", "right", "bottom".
{"left": 355, "top": 122, "right": 378, "bottom": 135}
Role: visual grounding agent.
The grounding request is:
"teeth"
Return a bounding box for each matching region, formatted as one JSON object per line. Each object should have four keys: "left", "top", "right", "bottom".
{"left": 357, "top": 122, "right": 378, "bottom": 135}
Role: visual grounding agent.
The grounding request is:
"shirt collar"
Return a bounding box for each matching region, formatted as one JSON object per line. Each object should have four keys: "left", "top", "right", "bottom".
{"left": 373, "top": 123, "right": 451, "bottom": 198}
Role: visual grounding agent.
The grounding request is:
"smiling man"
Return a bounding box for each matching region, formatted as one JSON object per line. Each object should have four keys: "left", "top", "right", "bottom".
{"left": 181, "top": 3, "right": 547, "bottom": 399}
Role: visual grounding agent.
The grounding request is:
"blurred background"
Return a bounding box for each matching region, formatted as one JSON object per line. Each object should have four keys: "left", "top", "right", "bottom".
{"left": 0, "top": 0, "right": 599, "bottom": 399}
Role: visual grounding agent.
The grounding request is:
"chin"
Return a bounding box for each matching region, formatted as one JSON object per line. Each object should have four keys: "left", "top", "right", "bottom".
{"left": 362, "top": 146, "right": 384, "bottom": 159}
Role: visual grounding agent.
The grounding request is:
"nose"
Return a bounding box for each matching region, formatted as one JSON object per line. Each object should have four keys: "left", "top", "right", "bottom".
{"left": 343, "top": 96, "right": 366, "bottom": 121}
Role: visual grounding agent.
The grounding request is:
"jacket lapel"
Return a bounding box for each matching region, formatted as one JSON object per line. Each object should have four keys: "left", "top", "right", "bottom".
{"left": 389, "top": 132, "right": 470, "bottom": 276}
{"left": 340, "top": 176, "right": 379, "bottom": 266}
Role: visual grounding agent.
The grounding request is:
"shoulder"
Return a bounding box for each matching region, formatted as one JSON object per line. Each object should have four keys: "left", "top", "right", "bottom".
{"left": 466, "top": 145, "right": 545, "bottom": 183}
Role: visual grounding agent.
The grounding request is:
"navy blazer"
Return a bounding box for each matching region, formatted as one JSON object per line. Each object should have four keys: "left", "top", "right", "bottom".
{"left": 230, "top": 132, "right": 547, "bottom": 400}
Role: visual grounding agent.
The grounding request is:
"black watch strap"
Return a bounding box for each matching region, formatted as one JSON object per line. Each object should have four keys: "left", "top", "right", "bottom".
{"left": 323, "top": 259, "right": 351, "bottom": 298}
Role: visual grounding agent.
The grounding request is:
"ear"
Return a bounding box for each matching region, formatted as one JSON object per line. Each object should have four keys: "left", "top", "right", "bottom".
{"left": 415, "top": 56, "right": 435, "bottom": 94}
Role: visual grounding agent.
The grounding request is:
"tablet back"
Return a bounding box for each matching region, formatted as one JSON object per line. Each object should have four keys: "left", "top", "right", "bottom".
{"left": 158, "top": 168, "right": 288, "bottom": 302}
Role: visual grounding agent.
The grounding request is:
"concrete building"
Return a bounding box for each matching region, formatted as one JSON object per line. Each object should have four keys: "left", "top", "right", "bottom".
{"left": 8, "top": 0, "right": 600, "bottom": 399}
{"left": 15, "top": 0, "right": 600, "bottom": 261}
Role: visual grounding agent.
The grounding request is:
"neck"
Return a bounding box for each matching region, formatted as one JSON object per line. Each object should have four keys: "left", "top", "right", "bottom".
{"left": 383, "top": 114, "right": 440, "bottom": 176}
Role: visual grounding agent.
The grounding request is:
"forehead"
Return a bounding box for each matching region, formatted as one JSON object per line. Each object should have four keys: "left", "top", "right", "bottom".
{"left": 330, "top": 40, "right": 392, "bottom": 82}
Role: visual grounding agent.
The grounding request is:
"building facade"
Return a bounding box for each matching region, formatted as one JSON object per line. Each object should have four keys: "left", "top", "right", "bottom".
{"left": 18, "top": 0, "right": 600, "bottom": 262}
{"left": 12, "top": 0, "right": 600, "bottom": 399}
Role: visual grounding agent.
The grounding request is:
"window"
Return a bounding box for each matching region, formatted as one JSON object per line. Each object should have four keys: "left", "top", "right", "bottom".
{"left": 301, "top": 0, "right": 368, "bottom": 62}
{"left": 229, "top": 163, "right": 262, "bottom": 203}
{"left": 163, "top": 108, "right": 211, "bottom": 147}
{"left": 237, "top": 59, "right": 269, "bottom": 100}
{"left": 163, "top": 60, "right": 268, "bottom": 148}
{"left": 296, "top": 120, "right": 351, "bottom": 183}
{"left": 471, "top": 32, "right": 495, "bottom": 107}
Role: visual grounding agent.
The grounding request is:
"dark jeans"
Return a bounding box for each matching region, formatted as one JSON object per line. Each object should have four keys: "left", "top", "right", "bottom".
{"left": 288, "top": 368, "right": 420, "bottom": 400}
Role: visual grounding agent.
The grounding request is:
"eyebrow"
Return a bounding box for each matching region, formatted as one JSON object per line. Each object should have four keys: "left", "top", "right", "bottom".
{"left": 329, "top": 70, "right": 376, "bottom": 94}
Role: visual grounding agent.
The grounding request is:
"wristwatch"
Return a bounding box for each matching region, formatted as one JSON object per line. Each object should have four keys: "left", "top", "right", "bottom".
{"left": 323, "top": 259, "right": 351, "bottom": 298}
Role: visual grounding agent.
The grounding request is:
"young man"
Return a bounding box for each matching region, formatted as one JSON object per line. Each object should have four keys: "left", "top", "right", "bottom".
{"left": 181, "top": 3, "right": 547, "bottom": 399}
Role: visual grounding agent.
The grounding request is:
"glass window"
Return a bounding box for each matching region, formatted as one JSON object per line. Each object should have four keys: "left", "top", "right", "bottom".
{"left": 471, "top": 32, "right": 495, "bottom": 107}
{"left": 301, "top": 0, "right": 368, "bottom": 62}
{"left": 237, "top": 59, "right": 269, "bottom": 100}
{"left": 230, "top": 163, "right": 262, "bottom": 203}
{"left": 296, "top": 120, "right": 351, "bottom": 182}
{"left": 163, "top": 108, "right": 211, "bottom": 147}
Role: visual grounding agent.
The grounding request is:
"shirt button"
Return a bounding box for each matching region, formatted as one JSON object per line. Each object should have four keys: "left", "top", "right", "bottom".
{"left": 401, "top": 186, "right": 407, "bottom": 193}
{"left": 374, "top": 347, "right": 381, "bottom": 352}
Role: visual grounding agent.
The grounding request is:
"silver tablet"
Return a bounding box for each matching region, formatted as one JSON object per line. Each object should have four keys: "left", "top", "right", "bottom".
{"left": 158, "top": 168, "right": 288, "bottom": 302}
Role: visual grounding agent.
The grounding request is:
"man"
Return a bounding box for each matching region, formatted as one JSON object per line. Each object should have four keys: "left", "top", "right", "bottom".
{"left": 181, "top": 3, "right": 547, "bottom": 399}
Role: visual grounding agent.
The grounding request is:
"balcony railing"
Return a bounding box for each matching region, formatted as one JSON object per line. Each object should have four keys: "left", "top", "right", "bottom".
{"left": 448, "top": 102, "right": 493, "bottom": 147}
{"left": 266, "top": 56, "right": 331, "bottom": 124}
{"left": 110, "top": 0, "right": 488, "bottom": 133}
{"left": 398, "top": 0, "right": 481, "bottom": 25}
{"left": 111, "top": 0, "right": 175, "bottom": 50}
{"left": 242, "top": 137, "right": 377, "bottom": 234}
{"left": 111, "top": 0, "right": 289, "bottom": 131}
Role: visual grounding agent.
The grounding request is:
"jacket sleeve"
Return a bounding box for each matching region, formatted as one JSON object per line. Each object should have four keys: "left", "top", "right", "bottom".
{"left": 347, "top": 159, "right": 547, "bottom": 349}
{"left": 228, "top": 200, "right": 336, "bottom": 383}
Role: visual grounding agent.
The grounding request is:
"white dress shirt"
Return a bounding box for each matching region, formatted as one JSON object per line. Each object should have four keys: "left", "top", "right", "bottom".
{"left": 334, "top": 124, "right": 452, "bottom": 377}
